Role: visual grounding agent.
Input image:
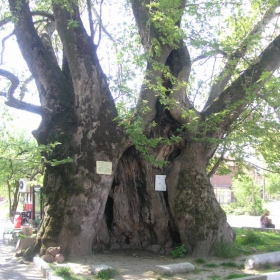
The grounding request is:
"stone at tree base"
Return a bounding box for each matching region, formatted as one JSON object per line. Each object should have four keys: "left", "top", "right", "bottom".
{"left": 55, "top": 254, "right": 65, "bottom": 263}
{"left": 91, "top": 264, "right": 114, "bottom": 274}
{"left": 41, "top": 253, "right": 55, "bottom": 263}
{"left": 46, "top": 246, "right": 61, "bottom": 256}
{"left": 155, "top": 262, "right": 195, "bottom": 275}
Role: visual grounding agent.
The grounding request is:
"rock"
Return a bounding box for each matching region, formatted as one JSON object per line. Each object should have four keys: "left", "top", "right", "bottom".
{"left": 91, "top": 264, "right": 113, "bottom": 275}
{"left": 46, "top": 246, "right": 60, "bottom": 257}
{"left": 41, "top": 254, "right": 55, "bottom": 263}
{"left": 55, "top": 254, "right": 65, "bottom": 263}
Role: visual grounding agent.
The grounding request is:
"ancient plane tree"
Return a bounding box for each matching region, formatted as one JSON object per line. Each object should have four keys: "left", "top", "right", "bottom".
{"left": 1, "top": 0, "right": 280, "bottom": 258}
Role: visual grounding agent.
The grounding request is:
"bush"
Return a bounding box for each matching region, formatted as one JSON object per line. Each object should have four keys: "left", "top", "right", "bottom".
{"left": 171, "top": 245, "right": 187, "bottom": 258}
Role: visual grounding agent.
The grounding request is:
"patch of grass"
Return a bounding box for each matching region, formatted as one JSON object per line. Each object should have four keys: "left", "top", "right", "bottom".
{"left": 194, "top": 257, "right": 206, "bottom": 264}
{"left": 234, "top": 228, "right": 280, "bottom": 253}
{"left": 238, "top": 230, "right": 265, "bottom": 246}
{"left": 194, "top": 266, "right": 201, "bottom": 274}
{"left": 215, "top": 241, "right": 239, "bottom": 258}
{"left": 95, "top": 268, "right": 117, "bottom": 280}
{"left": 51, "top": 266, "right": 90, "bottom": 280}
{"left": 204, "top": 263, "right": 218, "bottom": 268}
{"left": 261, "top": 262, "right": 272, "bottom": 269}
{"left": 225, "top": 273, "right": 250, "bottom": 279}
{"left": 210, "top": 276, "right": 222, "bottom": 280}
{"left": 171, "top": 245, "right": 187, "bottom": 258}
{"left": 54, "top": 267, "right": 78, "bottom": 280}
{"left": 221, "top": 261, "right": 237, "bottom": 267}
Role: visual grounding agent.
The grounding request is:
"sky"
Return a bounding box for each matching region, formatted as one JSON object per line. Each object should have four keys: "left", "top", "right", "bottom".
{"left": 8, "top": 107, "right": 42, "bottom": 134}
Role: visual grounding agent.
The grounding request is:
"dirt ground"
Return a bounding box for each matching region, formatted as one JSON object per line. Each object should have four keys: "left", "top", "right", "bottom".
{"left": 61, "top": 249, "right": 265, "bottom": 280}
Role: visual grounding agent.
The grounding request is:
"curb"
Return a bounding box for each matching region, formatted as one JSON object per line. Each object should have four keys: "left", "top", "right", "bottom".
{"left": 236, "top": 271, "right": 280, "bottom": 280}
{"left": 33, "top": 256, "right": 64, "bottom": 280}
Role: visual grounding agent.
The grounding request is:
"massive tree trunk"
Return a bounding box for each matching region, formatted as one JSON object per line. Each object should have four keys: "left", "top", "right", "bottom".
{"left": 7, "top": 0, "right": 127, "bottom": 257}
{"left": 3, "top": 0, "right": 280, "bottom": 259}
{"left": 166, "top": 143, "right": 234, "bottom": 256}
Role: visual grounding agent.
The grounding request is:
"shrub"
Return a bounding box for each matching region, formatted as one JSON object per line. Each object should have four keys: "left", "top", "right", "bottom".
{"left": 171, "top": 245, "right": 187, "bottom": 258}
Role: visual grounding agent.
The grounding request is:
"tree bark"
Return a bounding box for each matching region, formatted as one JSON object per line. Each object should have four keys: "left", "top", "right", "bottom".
{"left": 166, "top": 142, "right": 234, "bottom": 255}
{"left": 8, "top": 0, "right": 127, "bottom": 258}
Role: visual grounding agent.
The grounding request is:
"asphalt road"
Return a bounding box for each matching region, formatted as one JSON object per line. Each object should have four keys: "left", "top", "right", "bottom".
{"left": 227, "top": 200, "right": 280, "bottom": 228}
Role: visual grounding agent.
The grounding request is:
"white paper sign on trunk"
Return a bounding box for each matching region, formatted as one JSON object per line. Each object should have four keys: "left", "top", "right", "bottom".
{"left": 155, "top": 175, "right": 167, "bottom": 191}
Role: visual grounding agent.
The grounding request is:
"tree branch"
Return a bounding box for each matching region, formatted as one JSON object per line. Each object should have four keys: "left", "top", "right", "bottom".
{"left": 131, "top": 0, "right": 193, "bottom": 127}
{"left": 1, "top": 32, "right": 14, "bottom": 65}
{"left": 0, "top": 11, "right": 54, "bottom": 29}
{"left": 226, "top": 158, "right": 280, "bottom": 174}
{"left": 0, "top": 69, "right": 42, "bottom": 115}
{"left": 207, "top": 140, "right": 227, "bottom": 178}
{"left": 204, "top": 4, "right": 280, "bottom": 110}
{"left": 86, "top": 0, "right": 95, "bottom": 41}
{"left": 92, "top": 5, "right": 115, "bottom": 45}
{"left": 52, "top": 0, "right": 118, "bottom": 123}
{"left": 192, "top": 50, "right": 226, "bottom": 64}
{"left": 202, "top": 34, "right": 280, "bottom": 138}
{"left": 8, "top": 0, "right": 74, "bottom": 114}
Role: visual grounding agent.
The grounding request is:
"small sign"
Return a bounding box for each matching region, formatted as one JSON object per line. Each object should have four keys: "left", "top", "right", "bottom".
{"left": 96, "top": 161, "right": 112, "bottom": 175}
{"left": 155, "top": 175, "right": 167, "bottom": 191}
